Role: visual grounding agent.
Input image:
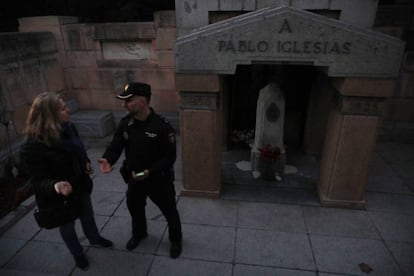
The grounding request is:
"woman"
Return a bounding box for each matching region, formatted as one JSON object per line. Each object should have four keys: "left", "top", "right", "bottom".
{"left": 20, "top": 92, "right": 112, "bottom": 270}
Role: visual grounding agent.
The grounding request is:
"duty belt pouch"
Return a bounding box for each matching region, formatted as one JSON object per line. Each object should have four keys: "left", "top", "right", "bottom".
{"left": 119, "top": 160, "right": 130, "bottom": 184}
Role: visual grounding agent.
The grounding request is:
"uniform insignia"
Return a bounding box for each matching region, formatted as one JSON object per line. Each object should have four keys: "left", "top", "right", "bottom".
{"left": 124, "top": 84, "right": 129, "bottom": 91}
{"left": 145, "top": 132, "right": 157, "bottom": 138}
{"left": 123, "top": 131, "right": 128, "bottom": 140}
{"left": 169, "top": 132, "right": 175, "bottom": 143}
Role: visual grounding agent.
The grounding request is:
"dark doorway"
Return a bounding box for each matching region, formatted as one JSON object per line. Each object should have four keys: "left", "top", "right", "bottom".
{"left": 227, "top": 64, "right": 316, "bottom": 151}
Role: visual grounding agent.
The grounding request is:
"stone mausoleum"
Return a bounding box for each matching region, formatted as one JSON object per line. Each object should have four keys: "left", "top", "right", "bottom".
{"left": 0, "top": 0, "right": 412, "bottom": 210}
{"left": 174, "top": 1, "right": 406, "bottom": 209}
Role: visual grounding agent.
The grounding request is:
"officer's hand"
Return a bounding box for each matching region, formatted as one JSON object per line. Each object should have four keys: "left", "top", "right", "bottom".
{"left": 131, "top": 169, "right": 149, "bottom": 181}
{"left": 98, "top": 158, "right": 112, "bottom": 173}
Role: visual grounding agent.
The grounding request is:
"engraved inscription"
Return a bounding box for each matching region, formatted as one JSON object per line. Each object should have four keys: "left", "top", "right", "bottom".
{"left": 180, "top": 93, "right": 218, "bottom": 110}
{"left": 217, "top": 19, "right": 351, "bottom": 55}
{"left": 337, "top": 95, "right": 383, "bottom": 116}
{"left": 103, "top": 42, "right": 152, "bottom": 60}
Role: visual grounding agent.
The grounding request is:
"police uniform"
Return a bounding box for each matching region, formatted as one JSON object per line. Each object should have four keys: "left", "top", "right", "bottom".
{"left": 102, "top": 82, "right": 182, "bottom": 255}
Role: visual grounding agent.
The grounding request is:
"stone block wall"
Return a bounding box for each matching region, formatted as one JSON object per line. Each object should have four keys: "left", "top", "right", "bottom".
{"left": 0, "top": 31, "right": 65, "bottom": 189}
{"left": 0, "top": 32, "right": 65, "bottom": 150}
{"left": 374, "top": 2, "right": 414, "bottom": 142}
{"left": 18, "top": 11, "right": 178, "bottom": 113}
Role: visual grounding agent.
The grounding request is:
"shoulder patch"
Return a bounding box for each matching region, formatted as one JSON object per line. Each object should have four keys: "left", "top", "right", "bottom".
{"left": 168, "top": 132, "right": 175, "bottom": 143}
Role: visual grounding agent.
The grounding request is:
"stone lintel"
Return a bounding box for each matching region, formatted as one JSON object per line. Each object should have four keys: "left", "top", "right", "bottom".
{"left": 176, "top": 74, "right": 221, "bottom": 92}
{"left": 175, "top": 6, "right": 405, "bottom": 77}
{"left": 333, "top": 78, "right": 396, "bottom": 97}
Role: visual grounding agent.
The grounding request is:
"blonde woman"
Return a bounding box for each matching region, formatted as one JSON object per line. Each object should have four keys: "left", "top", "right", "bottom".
{"left": 20, "top": 92, "right": 112, "bottom": 270}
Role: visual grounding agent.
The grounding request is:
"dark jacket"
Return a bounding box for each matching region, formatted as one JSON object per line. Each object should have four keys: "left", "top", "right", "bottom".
{"left": 102, "top": 109, "right": 176, "bottom": 183}
{"left": 20, "top": 123, "right": 92, "bottom": 210}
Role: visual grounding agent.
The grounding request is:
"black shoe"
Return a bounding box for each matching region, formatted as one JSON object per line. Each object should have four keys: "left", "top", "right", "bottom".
{"left": 170, "top": 241, "right": 182, "bottom": 258}
{"left": 126, "top": 234, "right": 148, "bottom": 250}
{"left": 91, "top": 237, "right": 113, "bottom": 248}
{"left": 74, "top": 254, "right": 89, "bottom": 270}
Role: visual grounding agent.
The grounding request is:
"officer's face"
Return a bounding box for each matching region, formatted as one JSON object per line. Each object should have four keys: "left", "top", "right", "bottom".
{"left": 122, "top": 96, "right": 145, "bottom": 114}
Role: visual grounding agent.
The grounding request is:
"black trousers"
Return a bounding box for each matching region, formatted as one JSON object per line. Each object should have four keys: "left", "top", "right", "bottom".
{"left": 126, "top": 178, "right": 182, "bottom": 243}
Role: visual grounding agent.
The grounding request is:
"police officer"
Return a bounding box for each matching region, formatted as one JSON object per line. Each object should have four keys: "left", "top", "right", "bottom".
{"left": 98, "top": 82, "right": 182, "bottom": 258}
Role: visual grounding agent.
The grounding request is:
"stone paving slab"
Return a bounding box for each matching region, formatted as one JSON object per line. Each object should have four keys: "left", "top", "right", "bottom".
{"left": 1, "top": 209, "right": 40, "bottom": 240}
{"left": 71, "top": 248, "right": 153, "bottom": 276}
{"left": 0, "top": 140, "right": 413, "bottom": 275}
{"left": 237, "top": 201, "right": 306, "bottom": 233}
{"left": 236, "top": 229, "right": 315, "bottom": 270}
{"left": 303, "top": 206, "right": 379, "bottom": 239}
{"left": 385, "top": 241, "right": 414, "bottom": 276}
{"left": 365, "top": 192, "right": 414, "bottom": 215}
{"left": 100, "top": 216, "right": 167, "bottom": 254}
{"left": 0, "top": 238, "right": 26, "bottom": 267}
{"left": 3, "top": 240, "right": 75, "bottom": 275}
{"left": 178, "top": 197, "right": 238, "bottom": 227}
{"left": 90, "top": 190, "right": 125, "bottom": 216}
{"left": 311, "top": 235, "right": 401, "bottom": 275}
{"left": 233, "top": 264, "right": 316, "bottom": 276}
{"left": 369, "top": 211, "right": 414, "bottom": 242}
{"left": 175, "top": 224, "right": 236, "bottom": 263}
{"left": 149, "top": 257, "right": 232, "bottom": 276}
{"left": 32, "top": 215, "right": 110, "bottom": 244}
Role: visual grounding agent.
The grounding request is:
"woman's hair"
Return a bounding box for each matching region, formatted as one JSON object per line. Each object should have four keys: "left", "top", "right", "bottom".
{"left": 23, "top": 92, "right": 64, "bottom": 145}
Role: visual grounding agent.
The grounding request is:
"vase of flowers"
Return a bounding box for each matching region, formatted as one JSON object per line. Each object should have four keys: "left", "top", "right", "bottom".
{"left": 258, "top": 144, "right": 282, "bottom": 181}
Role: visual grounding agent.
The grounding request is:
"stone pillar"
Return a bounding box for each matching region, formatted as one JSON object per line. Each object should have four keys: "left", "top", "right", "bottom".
{"left": 176, "top": 74, "right": 222, "bottom": 197}
{"left": 319, "top": 78, "right": 395, "bottom": 208}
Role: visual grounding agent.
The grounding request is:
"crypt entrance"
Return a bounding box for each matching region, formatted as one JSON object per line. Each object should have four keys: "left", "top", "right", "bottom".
{"left": 221, "top": 64, "right": 323, "bottom": 203}
{"left": 174, "top": 6, "right": 404, "bottom": 208}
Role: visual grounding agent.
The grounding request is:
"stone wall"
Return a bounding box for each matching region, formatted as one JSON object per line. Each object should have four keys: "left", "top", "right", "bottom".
{"left": 374, "top": 2, "right": 414, "bottom": 142}
{"left": 18, "top": 11, "right": 178, "bottom": 113}
{"left": 174, "top": 0, "right": 414, "bottom": 143}
{"left": 0, "top": 11, "right": 178, "bottom": 172}
{"left": 0, "top": 32, "right": 65, "bottom": 159}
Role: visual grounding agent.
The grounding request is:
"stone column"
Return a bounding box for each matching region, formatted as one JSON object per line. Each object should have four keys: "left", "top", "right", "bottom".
{"left": 176, "top": 74, "right": 222, "bottom": 197}
{"left": 319, "top": 78, "right": 396, "bottom": 208}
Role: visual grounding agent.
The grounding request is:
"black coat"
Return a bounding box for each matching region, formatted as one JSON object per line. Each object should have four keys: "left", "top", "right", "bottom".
{"left": 20, "top": 125, "right": 92, "bottom": 211}
{"left": 102, "top": 109, "right": 176, "bottom": 183}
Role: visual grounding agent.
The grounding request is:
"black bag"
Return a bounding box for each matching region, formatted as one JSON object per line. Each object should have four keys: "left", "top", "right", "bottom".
{"left": 33, "top": 200, "right": 79, "bottom": 229}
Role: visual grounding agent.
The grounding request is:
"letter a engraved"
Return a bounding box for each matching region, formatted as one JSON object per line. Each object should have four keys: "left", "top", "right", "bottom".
{"left": 279, "top": 19, "right": 292, "bottom": 34}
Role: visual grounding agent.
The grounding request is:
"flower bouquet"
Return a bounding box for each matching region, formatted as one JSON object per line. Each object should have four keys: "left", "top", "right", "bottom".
{"left": 258, "top": 144, "right": 281, "bottom": 161}
{"left": 258, "top": 144, "right": 282, "bottom": 180}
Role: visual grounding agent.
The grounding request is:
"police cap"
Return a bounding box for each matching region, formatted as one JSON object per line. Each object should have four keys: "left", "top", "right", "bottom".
{"left": 116, "top": 82, "right": 151, "bottom": 100}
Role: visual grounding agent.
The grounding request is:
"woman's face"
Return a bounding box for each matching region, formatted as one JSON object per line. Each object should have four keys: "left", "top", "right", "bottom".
{"left": 57, "top": 99, "right": 70, "bottom": 124}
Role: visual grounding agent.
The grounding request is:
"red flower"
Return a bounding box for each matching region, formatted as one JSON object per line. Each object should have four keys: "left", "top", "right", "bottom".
{"left": 258, "top": 144, "right": 281, "bottom": 161}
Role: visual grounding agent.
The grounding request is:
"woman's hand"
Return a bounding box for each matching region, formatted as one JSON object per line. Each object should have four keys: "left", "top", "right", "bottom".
{"left": 98, "top": 158, "right": 112, "bottom": 173}
{"left": 54, "top": 181, "right": 72, "bottom": 196}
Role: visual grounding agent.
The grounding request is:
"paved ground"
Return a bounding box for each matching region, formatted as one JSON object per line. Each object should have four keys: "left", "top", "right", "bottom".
{"left": 0, "top": 137, "right": 413, "bottom": 275}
